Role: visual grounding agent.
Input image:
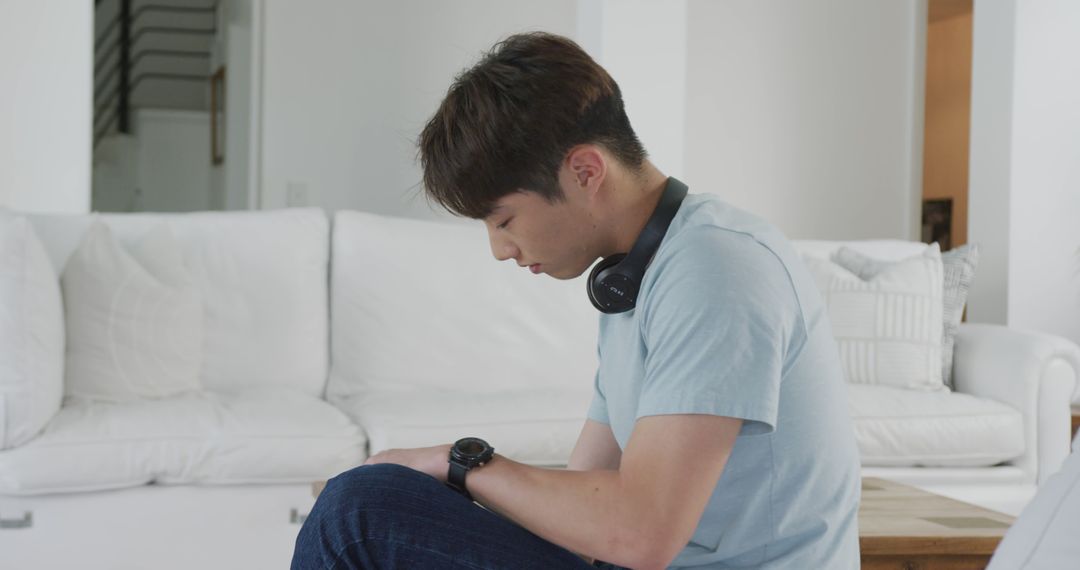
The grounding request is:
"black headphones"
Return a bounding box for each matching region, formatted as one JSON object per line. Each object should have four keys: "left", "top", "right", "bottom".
{"left": 587, "top": 177, "right": 688, "bottom": 314}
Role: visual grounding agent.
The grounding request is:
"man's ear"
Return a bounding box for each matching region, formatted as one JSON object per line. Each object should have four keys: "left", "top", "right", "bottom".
{"left": 565, "top": 145, "right": 606, "bottom": 198}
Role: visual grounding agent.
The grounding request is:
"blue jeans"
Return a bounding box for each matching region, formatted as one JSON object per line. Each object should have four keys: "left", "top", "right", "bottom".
{"left": 292, "top": 463, "right": 632, "bottom": 570}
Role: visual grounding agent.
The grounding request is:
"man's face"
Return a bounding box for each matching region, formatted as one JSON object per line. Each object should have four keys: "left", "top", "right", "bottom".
{"left": 482, "top": 177, "right": 599, "bottom": 280}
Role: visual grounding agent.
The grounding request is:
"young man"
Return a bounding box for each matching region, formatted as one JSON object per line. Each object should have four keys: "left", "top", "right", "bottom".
{"left": 292, "top": 32, "right": 860, "bottom": 569}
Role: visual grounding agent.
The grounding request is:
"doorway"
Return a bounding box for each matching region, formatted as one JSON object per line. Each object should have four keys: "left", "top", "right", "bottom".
{"left": 921, "top": 0, "right": 973, "bottom": 250}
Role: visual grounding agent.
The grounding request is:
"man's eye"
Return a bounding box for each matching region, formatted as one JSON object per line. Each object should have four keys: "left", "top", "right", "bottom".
{"left": 497, "top": 219, "right": 511, "bottom": 230}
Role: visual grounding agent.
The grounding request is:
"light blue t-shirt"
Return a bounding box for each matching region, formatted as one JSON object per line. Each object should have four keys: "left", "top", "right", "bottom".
{"left": 587, "top": 193, "right": 861, "bottom": 569}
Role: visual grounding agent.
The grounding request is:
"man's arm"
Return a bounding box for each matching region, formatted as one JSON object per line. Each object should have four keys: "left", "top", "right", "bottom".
{"left": 565, "top": 419, "right": 623, "bottom": 564}
{"left": 467, "top": 414, "right": 741, "bottom": 570}
{"left": 567, "top": 419, "right": 622, "bottom": 472}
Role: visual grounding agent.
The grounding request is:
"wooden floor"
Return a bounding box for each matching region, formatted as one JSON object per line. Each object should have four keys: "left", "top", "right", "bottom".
{"left": 860, "top": 477, "right": 1014, "bottom": 569}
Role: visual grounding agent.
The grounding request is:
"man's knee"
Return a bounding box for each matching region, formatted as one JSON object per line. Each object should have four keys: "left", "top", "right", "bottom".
{"left": 328, "top": 462, "right": 435, "bottom": 489}
{"left": 295, "top": 465, "right": 424, "bottom": 569}
{"left": 319, "top": 463, "right": 439, "bottom": 508}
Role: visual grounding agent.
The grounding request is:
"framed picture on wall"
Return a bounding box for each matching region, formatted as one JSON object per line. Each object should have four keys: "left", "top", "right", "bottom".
{"left": 210, "top": 66, "right": 226, "bottom": 165}
{"left": 921, "top": 198, "right": 952, "bottom": 251}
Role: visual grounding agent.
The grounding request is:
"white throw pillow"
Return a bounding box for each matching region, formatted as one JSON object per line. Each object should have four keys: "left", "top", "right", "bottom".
{"left": 0, "top": 217, "right": 65, "bottom": 448}
{"left": 61, "top": 220, "right": 204, "bottom": 401}
{"left": 833, "top": 243, "right": 980, "bottom": 390}
{"left": 802, "top": 243, "right": 945, "bottom": 391}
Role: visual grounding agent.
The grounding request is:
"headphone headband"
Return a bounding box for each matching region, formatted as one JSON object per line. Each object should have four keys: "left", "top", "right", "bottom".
{"left": 620, "top": 177, "right": 689, "bottom": 274}
{"left": 587, "top": 177, "right": 688, "bottom": 314}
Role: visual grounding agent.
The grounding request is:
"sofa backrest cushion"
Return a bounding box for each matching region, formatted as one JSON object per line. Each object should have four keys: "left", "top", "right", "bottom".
{"left": 801, "top": 243, "right": 946, "bottom": 391}
{"left": 793, "top": 239, "right": 928, "bottom": 262}
{"left": 328, "top": 211, "right": 598, "bottom": 398}
{"left": 60, "top": 220, "right": 205, "bottom": 401}
{"left": 0, "top": 216, "right": 64, "bottom": 449}
{"left": 23, "top": 208, "right": 329, "bottom": 396}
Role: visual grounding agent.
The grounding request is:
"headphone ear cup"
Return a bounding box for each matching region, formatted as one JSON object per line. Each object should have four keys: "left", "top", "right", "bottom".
{"left": 587, "top": 254, "right": 626, "bottom": 313}
{"left": 585, "top": 177, "right": 688, "bottom": 314}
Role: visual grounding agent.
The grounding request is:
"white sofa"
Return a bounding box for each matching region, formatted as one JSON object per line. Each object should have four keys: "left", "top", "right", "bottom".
{"left": 1, "top": 207, "right": 1077, "bottom": 570}
{"left": 796, "top": 240, "right": 1080, "bottom": 516}
{"left": 0, "top": 208, "right": 364, "bottom": 570}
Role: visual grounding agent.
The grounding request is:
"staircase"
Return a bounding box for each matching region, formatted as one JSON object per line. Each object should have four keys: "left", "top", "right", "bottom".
{"left": 93, "top": 0, "right": 217, "bottom": 148}
{"left": 92, "top": 0, "right": 221, "bottom": 213}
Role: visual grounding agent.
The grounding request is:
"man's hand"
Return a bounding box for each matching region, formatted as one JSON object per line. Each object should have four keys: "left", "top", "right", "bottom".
{"left": 363, "top": 444, "right": 453, "bottom": 483}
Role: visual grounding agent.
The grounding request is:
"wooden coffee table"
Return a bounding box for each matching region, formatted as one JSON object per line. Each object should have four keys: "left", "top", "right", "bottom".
{"left": 860, "top": 477, "right": 1014, "bottom": 569}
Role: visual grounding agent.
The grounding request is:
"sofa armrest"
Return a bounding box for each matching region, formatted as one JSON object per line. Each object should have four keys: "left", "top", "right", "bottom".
{"left": 953, "top": 323, "right": 1080, "bottom": 484}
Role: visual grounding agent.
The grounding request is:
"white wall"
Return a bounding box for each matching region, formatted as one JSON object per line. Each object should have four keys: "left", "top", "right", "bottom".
{"left": 91, "top": 134, "right": 140, "bottom": 212}
{"left": 967, "top": 0, "right": 1016, "bottom": 325}
{"left": 1007, "top": 0, "right": 1080, "bottom": 346}
{"left": 972, "top": 0, "right": 1080, "bottom": 347}
{"left": 214, "top": 0, "right": 258, "bottom": 211}
{"left": 0, "top": 0, "right": 92, "bottom": 214}
{"left": 91, "top": 110, "right": 214, "bottom": 213}
{"left": 967, "top": 0, "right": 1080, "bottom": 351}
{"left": 208, "top": 2, "right": 228, "bottom": 212}
{"left": 257, "top": 0, "right": 924, "bottom": 240}
{"left": 683, "top": 0, "right": 926, "bottom": 241}
{"left": 577, "top": 0, "right": 688, "bottom": 179}
{"left": 259, "top": 0, "right": 578, "bottom": 221}
{"left": 135, "top": 110, "right": 215, "bottom": 212}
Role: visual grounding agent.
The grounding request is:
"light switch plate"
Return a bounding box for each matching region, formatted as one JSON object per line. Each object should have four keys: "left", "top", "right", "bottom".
{"left": 286, "top": 181, "right": 308, "bottom": 206}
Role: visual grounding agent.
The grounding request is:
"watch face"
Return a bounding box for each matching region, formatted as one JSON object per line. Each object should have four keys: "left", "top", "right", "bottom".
{"left": 457, "top": 439, "right": 486, "bottom": 456}
{"left": 453, "top": 437, "right": 492, "bottom": 463}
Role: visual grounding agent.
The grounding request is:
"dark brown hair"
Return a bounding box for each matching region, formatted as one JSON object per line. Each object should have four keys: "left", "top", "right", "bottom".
{"left": 418, "top": 32, "right": 647, "bottom": 219}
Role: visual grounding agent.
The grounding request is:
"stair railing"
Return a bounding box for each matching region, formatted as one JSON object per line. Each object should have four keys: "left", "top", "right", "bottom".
{"left": 93, "top": 0, "right": 218, "bottom": 147}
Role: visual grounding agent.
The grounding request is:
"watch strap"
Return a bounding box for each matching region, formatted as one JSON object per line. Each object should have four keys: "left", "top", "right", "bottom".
{"left": 447, "top": 459, "right": 473, "bottom": 501}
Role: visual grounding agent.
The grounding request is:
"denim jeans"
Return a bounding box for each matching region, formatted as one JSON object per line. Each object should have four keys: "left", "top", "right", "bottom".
{"left": 292, "top": 463, "right": 633, "bottom": 570}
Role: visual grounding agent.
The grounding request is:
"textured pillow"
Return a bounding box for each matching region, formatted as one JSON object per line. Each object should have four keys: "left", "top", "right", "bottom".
{"left": 803, "top": 243, "right": 945, "bottom": 391}
{"left": 61, "top": 220, "right": 204, "bottom": 401}
{"left": 0, "top": 217, "right": 65, "bottom": 448}
{"left": 833, "top": 243, "right": 979, "bottom": 389}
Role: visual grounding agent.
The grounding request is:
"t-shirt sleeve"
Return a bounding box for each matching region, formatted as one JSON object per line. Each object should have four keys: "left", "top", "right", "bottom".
{"left": 586, "top": 330, "right": 610, "bottom": 424}
{"left": 586, "top": 368, "right": 610, "bottom": 425}
{"left": 636, "top": 226, "right": 803, "bottom": 435}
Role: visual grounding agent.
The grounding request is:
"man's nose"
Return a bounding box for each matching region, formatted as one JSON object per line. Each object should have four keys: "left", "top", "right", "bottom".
{"left": 488, "top": 230, "right": 519, "bottom": 262}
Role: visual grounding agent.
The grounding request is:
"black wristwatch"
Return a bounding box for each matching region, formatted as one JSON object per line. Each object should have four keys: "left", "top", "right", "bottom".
{"left": 446, "top": 437, "right": 494, "bottom": 501}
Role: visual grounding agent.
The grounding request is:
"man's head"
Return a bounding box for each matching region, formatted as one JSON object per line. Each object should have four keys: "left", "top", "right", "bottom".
{"left": 418, "top": 32, "right": 652, "bottom": 279}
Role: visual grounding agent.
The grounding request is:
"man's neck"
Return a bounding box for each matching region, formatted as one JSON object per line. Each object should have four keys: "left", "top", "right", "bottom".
{"left": 606, "top": 161, "right": 669, "bottom": 256}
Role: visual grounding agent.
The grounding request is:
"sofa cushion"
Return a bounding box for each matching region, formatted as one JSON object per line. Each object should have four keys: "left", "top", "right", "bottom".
{"left": 0, "top": 388, "right": 365, "bottom": 495}
{"left": 0, "top": 217, "right": 64, "bottom": 449}
{"left": 61, "top": 220, "right": 204, "bottom": 401}
{"left": 327, "top": 211, "right": 598, "bottom": 398}
{"left": 830, "top": 243, "right": 981, "bottom": 391}
{"left": 802, "top": 244, "right": 946, "bottom": 390}
{"left": 939, "top": 244, "right": 980, "bottom": 389}
{"left": 334, "top": 388, "right": 593, "bottom": 466}
{"left": 793, "top": 239, "right": 928, "bottom": 262}
{"left": 22, "top": 208, "right": 329, "bottom": 396}
{"left": 847, "top": 384, "right": 1024, "bottom": 467}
